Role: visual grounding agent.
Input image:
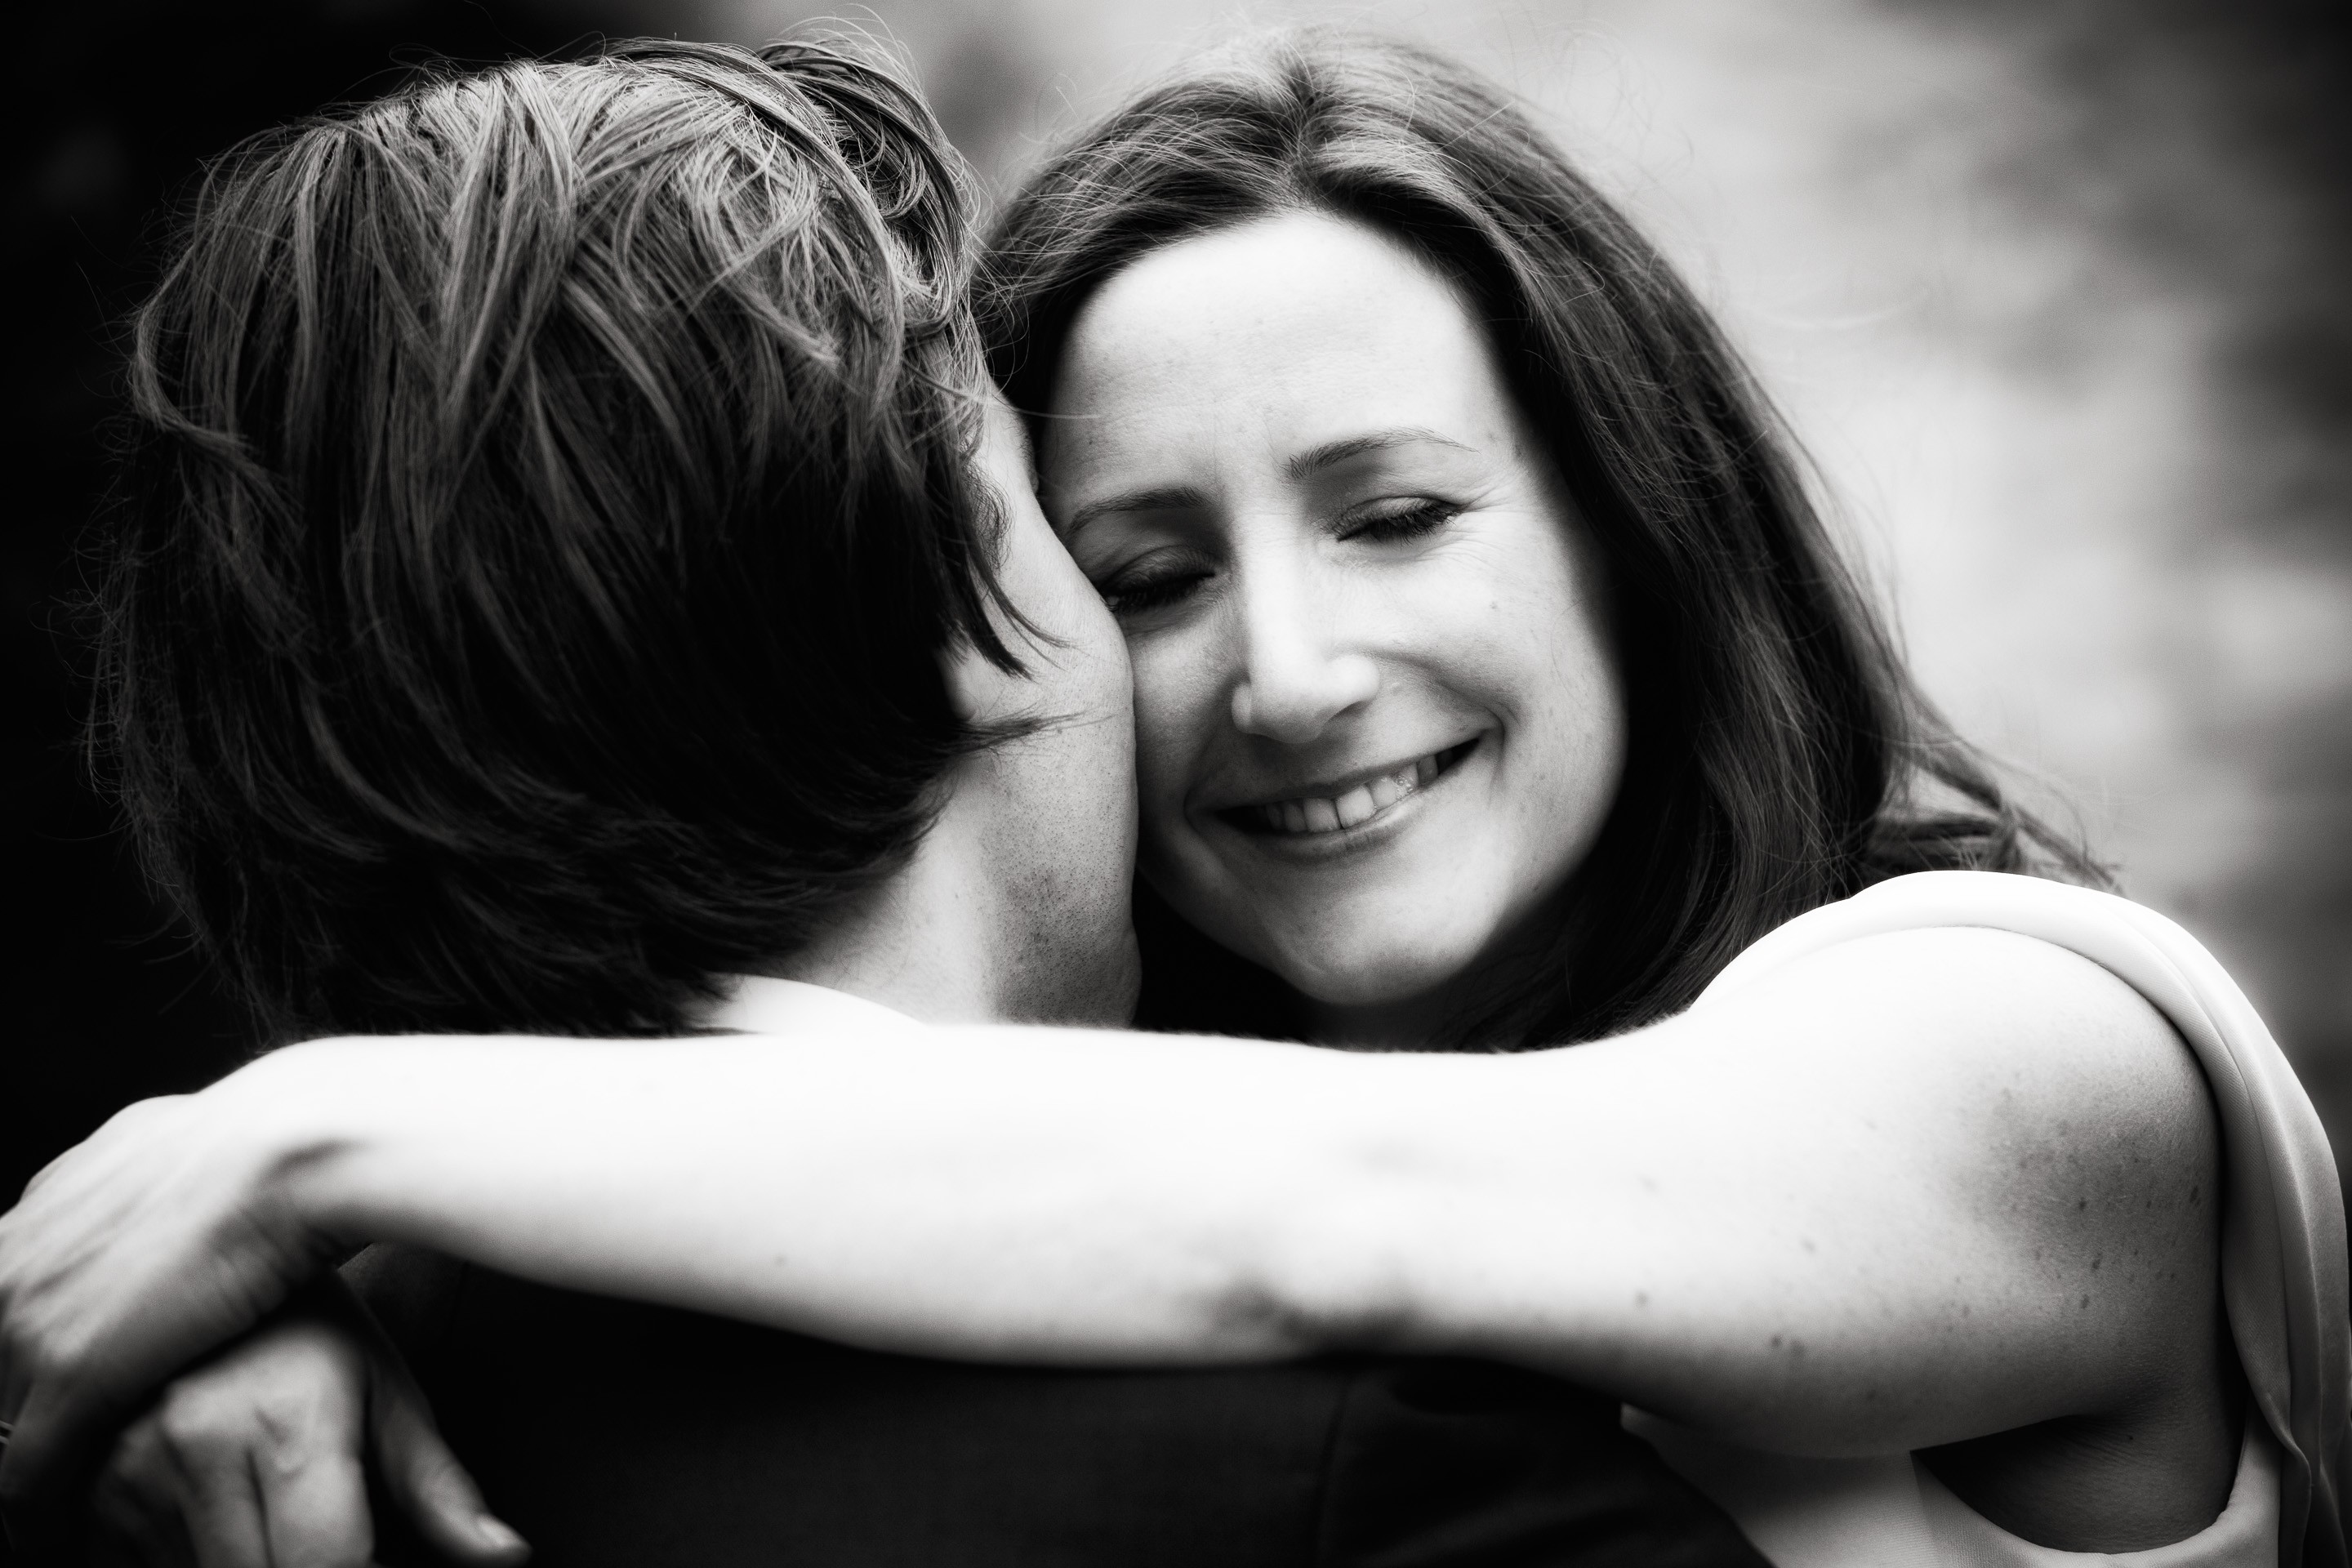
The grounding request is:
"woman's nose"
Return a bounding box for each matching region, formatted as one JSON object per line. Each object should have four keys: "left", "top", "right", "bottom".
{"left": 1228, "top": 563, "right": 1380, "bottom": 743}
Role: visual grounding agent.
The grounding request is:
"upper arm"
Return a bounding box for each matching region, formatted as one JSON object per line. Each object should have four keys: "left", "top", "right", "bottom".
{"left": 1282, "top": 927, "right": 2223, "bottom": 1458}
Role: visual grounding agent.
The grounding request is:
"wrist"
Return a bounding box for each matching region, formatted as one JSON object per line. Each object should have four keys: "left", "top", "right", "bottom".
{"left": 203, "top": 1038, "right": 386, "bottom": 1260}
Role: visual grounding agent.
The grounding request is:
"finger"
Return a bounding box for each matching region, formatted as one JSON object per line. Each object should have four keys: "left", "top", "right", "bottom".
{"left": 155, "top": 1328, "right": 369, "bottom": 1568}
{"left": 252, "top": 1438, "right": 375, "bottom": 1568}
{"left": 1, "top": 1275, "right": 278, "bottom": 1533}
{"left": 88, "top": 1423, "right": 200, "bottom": 1568}
{"left": 167, "top": 1438, "right": 274, "bottom": 1568}
{"left": 372, "top": 1387, "right": 526, "bottom": 1563}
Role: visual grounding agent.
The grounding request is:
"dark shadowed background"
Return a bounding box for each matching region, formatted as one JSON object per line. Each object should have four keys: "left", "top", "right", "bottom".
{"left": 9, "top": 0, "right": 2350, "bottom": 1199}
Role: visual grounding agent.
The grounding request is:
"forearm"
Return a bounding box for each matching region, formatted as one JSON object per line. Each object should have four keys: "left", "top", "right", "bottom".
{"left": 236, "top": 1023, "right": 1374, "bottom": 1362}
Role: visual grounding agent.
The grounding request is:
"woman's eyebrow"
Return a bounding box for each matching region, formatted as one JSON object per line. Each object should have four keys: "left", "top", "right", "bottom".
{"left": 1284, "top": 427, "right": 1477, "bottom": 481}
{"left": 1063, "top": 483, "right": 1206, "bottom": 537}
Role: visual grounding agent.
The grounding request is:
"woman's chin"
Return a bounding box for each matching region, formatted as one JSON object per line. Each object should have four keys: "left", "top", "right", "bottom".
{"left": 1150, "top": 861, "right": 1495, "bottom": 1022}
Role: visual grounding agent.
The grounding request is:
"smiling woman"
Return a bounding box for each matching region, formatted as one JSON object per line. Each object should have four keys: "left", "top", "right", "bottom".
{"left": 1045, "top": 212, "right": 1627, "bottom": 1042}
{"left": 982, "top": 30, "right": 2099, "bottom": 1055}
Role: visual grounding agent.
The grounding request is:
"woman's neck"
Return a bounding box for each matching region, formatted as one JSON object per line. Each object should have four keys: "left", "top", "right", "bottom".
{"left": 1306, "top": 989, "right": 1463, "bottom": 1052}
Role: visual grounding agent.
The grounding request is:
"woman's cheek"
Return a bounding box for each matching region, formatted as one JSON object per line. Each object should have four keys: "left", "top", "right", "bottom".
{"left": 1126, "top": 635, "right": 1218, "bottom": 868}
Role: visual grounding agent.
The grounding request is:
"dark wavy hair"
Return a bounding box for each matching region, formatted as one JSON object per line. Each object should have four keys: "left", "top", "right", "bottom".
{"left": 96, "top": 38, "right": 1022, "bottom": 1042}
{"left": 980, "top": 30, "right": 2104, "bottom": 1048}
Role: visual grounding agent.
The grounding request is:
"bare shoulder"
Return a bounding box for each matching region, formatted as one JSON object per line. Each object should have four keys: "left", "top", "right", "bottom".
{"left": 1721, "top": 923, "right": 2211, "bottom": 1149}
{"left": 1757, "top": 926, "right": 2235, "bottom": 1548}
{"left": 1727, "top": 925, "right": 2221, "bottom": 1370}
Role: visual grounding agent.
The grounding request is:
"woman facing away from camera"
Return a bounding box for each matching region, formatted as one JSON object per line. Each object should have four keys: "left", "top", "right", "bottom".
{"left": 1, "top": 28, "right": 2342, "bottom": 1568}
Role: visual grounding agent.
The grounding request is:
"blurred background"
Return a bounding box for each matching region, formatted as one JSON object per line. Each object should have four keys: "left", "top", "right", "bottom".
{"left": 8, "top": 0, "right": 2349, "bottom": 1200}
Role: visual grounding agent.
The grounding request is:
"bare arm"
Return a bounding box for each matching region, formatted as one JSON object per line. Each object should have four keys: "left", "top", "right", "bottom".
{"left": 2, "top": 929, "right": 2224, "bottom": 1546}
{"left": 282, "top": 931, "right": 2218, "bottom": 1444}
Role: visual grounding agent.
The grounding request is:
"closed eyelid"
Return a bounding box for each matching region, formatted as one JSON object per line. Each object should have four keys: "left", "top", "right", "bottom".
{"left": 1084, "top": 528, "right": 1218, "bottom": 581}
{"left": 1062, "top": 434, "right": 1479, "bottom": 531}
{"left": 1334, "top": 496, "right": 1465, "bottom": 544}
{"left": 1091, "top": 541, "right": 1222, "bottom": 618}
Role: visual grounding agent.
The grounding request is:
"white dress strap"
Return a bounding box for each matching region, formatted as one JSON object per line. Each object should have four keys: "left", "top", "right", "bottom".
{"left": 1641, "top": 871, "right": 2348, "bottom": 1567}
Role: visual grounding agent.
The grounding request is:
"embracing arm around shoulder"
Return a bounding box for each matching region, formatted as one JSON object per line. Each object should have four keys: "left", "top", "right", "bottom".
{"left": 274, "top": 929, "right": 2221, "bottom": 1440}
{"left": 0, "top": 928, "right": 2224, "bottom": 1544}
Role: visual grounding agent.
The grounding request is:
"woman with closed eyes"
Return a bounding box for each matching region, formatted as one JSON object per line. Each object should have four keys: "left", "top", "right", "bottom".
{"left": 5, "top": 28, "right": 2341, "bottom": 1568}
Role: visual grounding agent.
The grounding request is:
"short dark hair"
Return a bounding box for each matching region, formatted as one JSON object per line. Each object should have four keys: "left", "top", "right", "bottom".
{"left": 980, "top": 29, "right": 2104, "bottom": 1048}
{"left": 97, "top": 38, "right": 1022, "bottom": 1041}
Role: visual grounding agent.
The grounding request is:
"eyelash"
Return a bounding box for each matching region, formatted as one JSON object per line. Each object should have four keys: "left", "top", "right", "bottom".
{"left": 1093, "top": 501, "right": 1463, "bottom": 617}
{"left": 1340, "top": 498, "right": 1462, "bottom": 545}
{"left": 1097, "top": 555, "right": 1212, "bottom": 617}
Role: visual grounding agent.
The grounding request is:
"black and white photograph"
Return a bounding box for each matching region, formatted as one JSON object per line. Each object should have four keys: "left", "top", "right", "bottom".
{"left": 7, "top": 0, "right": 2350, "bottom": 1562}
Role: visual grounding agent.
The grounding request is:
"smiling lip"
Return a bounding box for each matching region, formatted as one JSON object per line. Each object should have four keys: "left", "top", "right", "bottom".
{"left": 1219, "top": 740, "right": 1479, "bottom": 838}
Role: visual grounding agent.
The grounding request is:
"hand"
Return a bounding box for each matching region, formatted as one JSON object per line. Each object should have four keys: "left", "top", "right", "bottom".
{"left": 0, "top": 1085, "right": 343, "bottom": 1550}
{"left": 84, "top": 1290, "right": 526, "bottom": 1568}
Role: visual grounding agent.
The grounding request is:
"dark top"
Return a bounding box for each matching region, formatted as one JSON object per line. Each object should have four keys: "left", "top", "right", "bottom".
{"left": 355, "top": 1250, "right": 1765, "bottom": 1568}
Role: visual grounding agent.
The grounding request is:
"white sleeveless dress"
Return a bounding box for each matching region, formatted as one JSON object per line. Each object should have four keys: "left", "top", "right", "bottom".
{"left": 1624, "top": 871, "right": 2349, "bottom": 1567}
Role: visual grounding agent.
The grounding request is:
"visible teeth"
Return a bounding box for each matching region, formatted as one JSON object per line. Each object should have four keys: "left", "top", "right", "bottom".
{"left": 1253, "top": 749, "right": 1456, "bottom": 836}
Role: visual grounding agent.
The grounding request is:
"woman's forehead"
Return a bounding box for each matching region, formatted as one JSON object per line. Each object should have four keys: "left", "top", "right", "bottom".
{"left": 1043, "top": 212, "right": 1519, "bottom": 485}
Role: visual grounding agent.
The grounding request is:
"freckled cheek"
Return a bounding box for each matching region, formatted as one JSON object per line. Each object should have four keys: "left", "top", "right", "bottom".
{"left": 1404, "top": 577, "right": 1622, "bottom": 828}
{"left": 1499, "top": 635, "right": 1628, "bottom": 874}
{"left": 1376, "top": 538, "right": 1567, "bottom": 710}
{"left": 1387, "top": 607, "right": 1546, "bottom": 742}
